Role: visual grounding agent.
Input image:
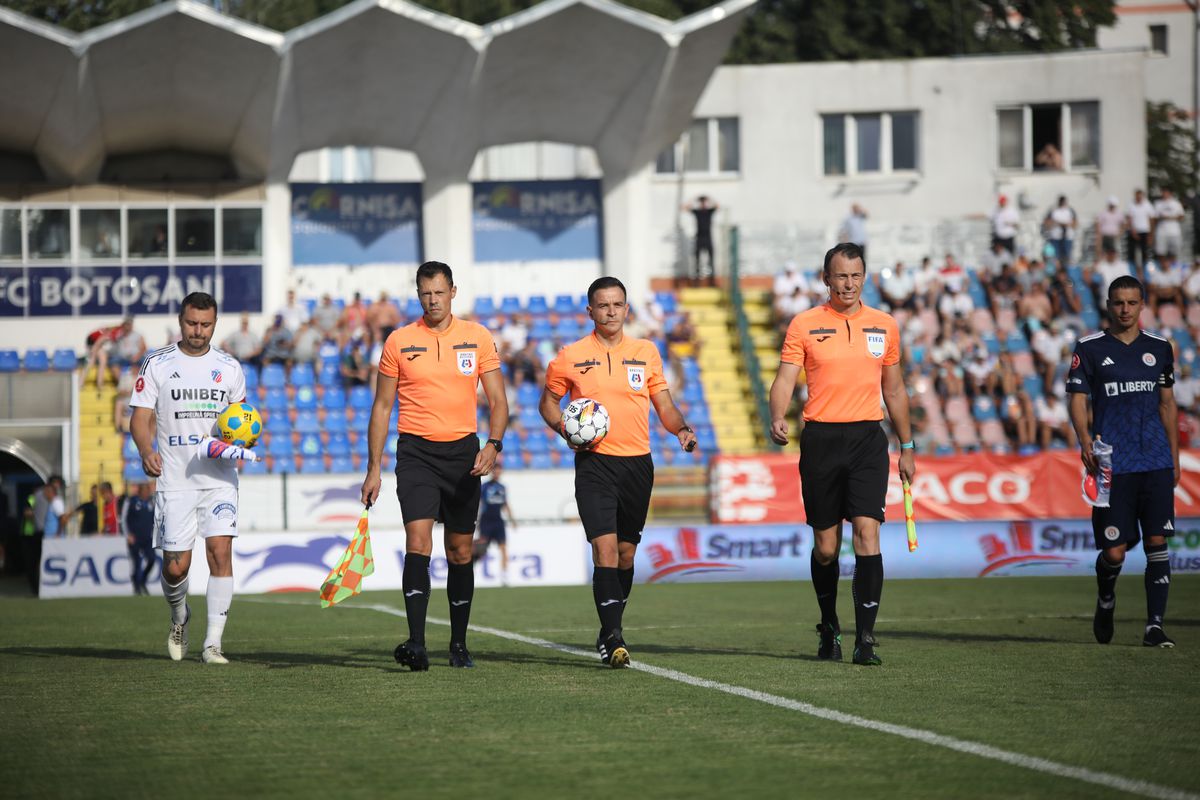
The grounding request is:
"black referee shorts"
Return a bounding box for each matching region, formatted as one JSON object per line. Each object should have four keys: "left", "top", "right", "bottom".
{"left": 394, "top": 433, "right": 480, "bottom": 532}
{"left": 1091, "top": 468, "right": 1176, "bottom": 550}
{"left": 574, "top": 451, "right": 654, "bottom": 543}
{"left": 799, "top": 421, "right": 889, "bottom": 530}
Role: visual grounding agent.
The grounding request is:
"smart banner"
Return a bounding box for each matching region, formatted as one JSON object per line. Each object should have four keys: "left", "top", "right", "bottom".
{"left": 0, "top": 264, "right": 262, "bottom": 316}
{"left": 39, "top": 524, "right": 590, "bottom": 598}
{"left": 472, "top": 179, "right": 603, "bottom": 262}
{"left": 711, "top": 449, "right": 1200, "bottom": 524}
{"left": 291, "top": 183, "right": 422, "bottom": 265}
{"left": 633, "top": 519, "right": 1200, "bottom": 583}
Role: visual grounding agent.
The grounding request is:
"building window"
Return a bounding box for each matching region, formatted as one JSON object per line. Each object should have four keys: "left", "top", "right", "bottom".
{"left": 820, "top": 111, "right": 920, "bottom": 176}
{"left": 27, "top": 208, "right": 69, "bottom": 260}
{"left": 0, "top": 209, "right": 21, "bottom": 260}
{"left": 655, "top": 117, "right": 740, "bottom": 175}
{"left": 129, "top": 209, "right": 168, "bottom": 257}
{"left": 996, "top": 102, "right": 1100, "bottom": 172}
{"left": 80, "top": 209, "right": 121, "bottom": 259}
{"left": 1150, "top": 24, "right": 1168, "bottom": 55}
{"left": 175, "top": 208, "right": 215, "bottom": 257}
{"left": 323, "top": 146, "right": 374, "bottom": 182}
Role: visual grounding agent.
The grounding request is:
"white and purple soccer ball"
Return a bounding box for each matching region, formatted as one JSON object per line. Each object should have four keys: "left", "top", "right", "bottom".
{"left": 562, "top": 398, "right": 610, "bottom": 450}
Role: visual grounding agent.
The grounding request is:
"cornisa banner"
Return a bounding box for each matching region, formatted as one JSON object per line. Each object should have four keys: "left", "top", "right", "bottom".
{"left": 291, "top": 183, "right": 422, "bottom": 265}
{"left": 0, "top": 264, "right": 262, "bottom": 317}
{"left": 632, "top": 519, "right": 1200, "bottom": 584}
{"left": 473, "top": 179, "right": 603, "bottom": 262}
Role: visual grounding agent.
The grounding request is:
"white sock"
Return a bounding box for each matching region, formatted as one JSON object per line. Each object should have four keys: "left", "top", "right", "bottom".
{"left": 161, "top": 573, "right": 189, "bottom": 624}
{"left": 203, "top": 576, "right": 234, "bottom": 650}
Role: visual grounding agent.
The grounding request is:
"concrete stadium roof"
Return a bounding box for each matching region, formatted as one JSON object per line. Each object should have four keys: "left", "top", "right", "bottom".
{"left": 0, "top": 0, "right": 754, "bottom": 184}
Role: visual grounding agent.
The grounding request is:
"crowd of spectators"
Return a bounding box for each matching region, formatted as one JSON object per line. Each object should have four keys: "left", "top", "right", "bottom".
{"left": 774, "top": 193, "right": 1197, "bottom": 456}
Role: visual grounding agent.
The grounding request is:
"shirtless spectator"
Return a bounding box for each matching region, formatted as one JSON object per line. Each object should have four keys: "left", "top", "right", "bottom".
{"left": 366, "top": 291, "right": 402, "bottom": 343}
{"left": 310, "top": 294, "right": 341, "bottom": 339}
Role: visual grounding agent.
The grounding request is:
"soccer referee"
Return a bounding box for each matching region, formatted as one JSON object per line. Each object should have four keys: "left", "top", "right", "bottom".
{"left": 768, "top": 243, "right": 915, "bottom": 666}
{"left": 1067, "top": 275, "right": 1178, "bottom": 648}
{"left": 539, "top": 277, "right": 697, "bottom": 668}
{"left": 361, "top": 262, "right": 508, "bottom": 670}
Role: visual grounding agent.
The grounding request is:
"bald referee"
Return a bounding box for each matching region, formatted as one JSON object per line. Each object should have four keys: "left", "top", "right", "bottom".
{"left": 768, "top": 243, "right": 915, "bottom": 666}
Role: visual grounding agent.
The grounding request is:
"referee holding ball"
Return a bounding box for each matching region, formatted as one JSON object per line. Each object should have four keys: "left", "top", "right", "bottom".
{"left": 768, "top": 243, "right": 915, "bottom": 666}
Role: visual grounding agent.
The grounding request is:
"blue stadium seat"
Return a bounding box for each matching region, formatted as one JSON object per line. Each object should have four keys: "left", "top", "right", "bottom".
{"left": 349, "top": 385, "right": 372, "bottom": 411}
{"left": 325, "top": 412, "right": 348, "bottom": 434}
{"left": 262, "top": 409, "right": 291, "bottom": 437}
{"left": 298, "top": 433, "right": 321, "bottom": 457}
{"left": 526, "top": 296, "right": 549, "bottom": 315}
{"left": 299, "top": 455, "right": 326, "bottom": 474}
{"left": 517, "top": 407, "right": 543, "bottom": 429}
{"left": 260, "top": 363, "right": 286, "bottom": 389}
{"left": 1022, "top": 375, "right": 1044, "bottom": 398}
{"left": 499, "top": 296, "right": 521, "bottom": 315}
{"left": 266, "top": 437, "right": 294, "bottom": 459}
{"left": 654, "top": 292, "right": 677, "bottom": 314}
{"left": 689, "top": 404, "right": 712, "bottom": 426}
{"left": 262, "top": 387, "right": 289, "bottom": 416}
{"left": 241, "top": 457, "right": 268, "bottom": 475}
{"left": 23, "top": 349, "right": 49, "bottom": 371}
{"left": 348, "top": 409, "right": 369, "bottom": 432}
{"left": 657, "top": 446, "right": 676, "bottom": 466}
{"left": 528, "top": 451, "right": 553, "bottom": 469}
{"left": 352, "top": 433, "right": 369, "bottom": 457}
{"left": 293, "top": 385, "right": 318, "bottom": 411}
{"left": 322, "top": 387, "right": 346, "bottom": 410}
{"left": 553, "top": 319, "right": 577, "bottom": 340}
{"left": 530, "top": 318, "right": 553, "bottom": 340}
{"left": 552, "top": 295, "right": 575, "bottom": 314}
{"left": 935, "top": 444, "right": 957, "bottom": 457}
{"left": 122, "top": 436, "right": 140, "bottom": 460}
{"left": 1003, "top": 331, "right": 1030, "bottom": 353}
{"left": 980, "top": 331, "right": 1001, "bottom": 356}
{"left": 0, "top": 351, "right": 20, "bottom": 372}
{"left": 695, "top": 425, "right": 718, "bottom": 451}
{"left": 516, "top": 383, "right": 540, "bottom": 407}
{"left": 242, "top": 363, "right": 259, "bottom": 392}
{"left": 51, "top": 348, "right": 78, "bottom": 371}
{"left": 318, "top": 360, "right": 340, "bottom": 387}
{"left": 972, "top": 396, "right": 998, "bottom": 422}
{"left": 123, "top": 460, "right": 145, "bottom": 482}
{"left": 329, "top": 455, "right": 355, "bottom": 474}
{"left": 290, "top": 363, "right": 315, "bottom": 387}
{"left": 474, "top": 297, "right": 497, "bottom": 317}
{"left": 327, "top": 432, "right": 351, "bottom": 457}
{"left": 405, "top": 298, "right": 423, "bottom": 318}
{"left": 523, "top": 434, "right": 549, "bottom": 454}
{"left": 294, "top": 411, "right": 321, "bottom": 435}
{"left": 681, "top": 383, "right": 705, "bottom": 405}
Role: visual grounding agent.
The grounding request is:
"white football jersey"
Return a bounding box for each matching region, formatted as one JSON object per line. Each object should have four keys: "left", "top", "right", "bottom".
{"left": 129, "top": 344, "right": 247, "bottom": 491}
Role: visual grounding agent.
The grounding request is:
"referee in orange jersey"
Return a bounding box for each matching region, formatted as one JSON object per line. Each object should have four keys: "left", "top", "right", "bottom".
{"left": 768, "top": 243, "right": 915, "bottom": 666}
{"left": 539, "top": 277, "right": 697, "bottom": 669}
{"left": 361, "top": 261, "right": 508, "bottom": 671}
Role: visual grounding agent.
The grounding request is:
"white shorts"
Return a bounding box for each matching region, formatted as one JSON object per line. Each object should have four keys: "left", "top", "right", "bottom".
{"left": 155, "top": 486, "right": 239, "bottom": 551}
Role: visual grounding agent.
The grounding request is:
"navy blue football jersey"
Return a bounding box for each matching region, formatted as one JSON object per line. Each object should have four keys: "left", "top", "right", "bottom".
{"left": 480, "top": 480, "right": 507, "bottom": 525}
{"left": 1065, "top": 331, "right": 1174, "bottom": 474}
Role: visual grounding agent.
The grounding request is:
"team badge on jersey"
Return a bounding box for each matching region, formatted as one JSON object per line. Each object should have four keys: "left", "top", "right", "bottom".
{"left": 211, "top": 370, "right": 223, "bottom": 383}
{"left": 1143, "top": 353, "right": 1156, "bottom": 367}
{"left": 627, "top": 366, "right": 645, "bottom": 391}
{"left": 866, "top": 332, "right": 886, "bottom": 358}
{"left": 457, "top": 350, "right": 476, "bottom": 376}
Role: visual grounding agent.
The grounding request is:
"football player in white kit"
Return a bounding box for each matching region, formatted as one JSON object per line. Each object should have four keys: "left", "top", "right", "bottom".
{"left": 130, "top": 292, "right": 247, "bottom": 665}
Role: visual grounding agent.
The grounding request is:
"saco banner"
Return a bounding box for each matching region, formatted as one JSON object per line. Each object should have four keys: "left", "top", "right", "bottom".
{"left": 40, "top": 524, "right": 589, "bottom": 598}
{"left": 291, "top": 183, "right": 422, "bottom": 265}
{"left": 633, "top": 519, "right": 1200, "bottom": 584}
{"left": 472, "top": 179, "right": 603, "bottom": 262}
{"left": 711, "top": 449, "right": 1200, "bottom": 524}
{"left": 0, "top": 264, "right": 262, "bottom": 317}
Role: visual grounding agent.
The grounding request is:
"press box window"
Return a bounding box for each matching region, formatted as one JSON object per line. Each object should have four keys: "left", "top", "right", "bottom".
{"left": 129, "top": 209, "right": 168, "bottom": 257}
{"left": 222, "top": 208, "right": 262, "bottom": 256}
{"left": 80, "top": 209, "right": 121, "bottom": 259}
{"left": 175, "top": 208, "right": 215, "bottom": 257}
{"left": 27, "top": 208, "right": 69, "bottom": 260}
{"left": 0, "top": 209, "right": 21, "bottom": 260}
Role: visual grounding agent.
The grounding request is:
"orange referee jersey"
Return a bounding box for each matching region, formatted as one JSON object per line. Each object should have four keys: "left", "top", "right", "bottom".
{"left": 378, "top": 315, "right": 500, "bottom": 441}
{"left": 545, "top": 332, "right": 668, "bottom": 457}
{"left": 781, "top": 303, "right": 900, "bottom": 423}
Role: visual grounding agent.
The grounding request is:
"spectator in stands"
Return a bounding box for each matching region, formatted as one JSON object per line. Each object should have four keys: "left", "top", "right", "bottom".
{"left": 1035, "top": 390, "right": 1075, "bottom": 449}
{"left": 98, "top": 481, "right": 119, "bottom": 535}
{"left": 113, "top": 368, "right": 135, "bottom": 434}
{"left": 260, "top": 314, "right": 293, "bottom": 366}
{"left": 666, "top": 311, "right": 698, "bottom": 357}
{"left": 71, "top": 484, "right": 100, "bottom": 535}
{"left": 775, "top": 286, "right": 812, "bottom": 332}
{"left": 1146, "top": 256, "right": 1185, "bottom": 315}
{"left": 499, "top": 313, "right": 529, "bottom": 358}
{"left": 111, "top": 317, "right": 146, "bottom": 376}
{"left": 990, "top": 194, "right": 1020, "bottom": 254}
{"left": 1035, "top": 141, "right": 1063, "bottom": 171}
{"left": 291, "top": 319, "right": 322, "bottom": 369}
{"left": 341, "top": 292, "right": 369, "bottom": 341}
{"left": 912, "top": 256, "right": 940, "bottom": 310}
{"left": 1030, "top": 319, "right": 1066, "bottom": 391}
{"left": 988, "top": 261, "right": 1021, "bottom": 315}
{"left": 1095, "top": 196, "right": 1125, "bottom": 260}
{"left": 367, "top": 291, "right": 401, "bottom": 343}
{"left": 773, "top": 260, "right": 806, "bottom": 303}
{"left": 1019, "top": 279, "right": 1054, "bottom": 332}
{"left": 1126, "top": 189, "right": 1156, "bottom": 277}
{"left": 880, "top": 262, "right": 916, "bottom": 311}
{"left": 311, "top": 293, "right": 341, "bottom": 338}
{"left": 683, "top": 195, "right": 718, "bottom": 284}
{"left": 221, "top": 313, "right": 261, "bottom": 366}
{"left": 963, "top": 345, "right": 998, "bottom": 399}
{"left": 1048, "top": 272, "right": 1086, "bottom": 332}
{"left": 1089, "top": 246, "right": 1133, "bottom": 301}
{"left": 1184, "top": 258, "right": 1200, "bottom": 305}
{"left": 1153, "top": 188, "right": 1186, "bottom": 264}
{"left": 1043, "top": 195, "right": 1077, "bottom": 267}
{"left": 1002, "top": 390, "right": 1038, "bottom": 452}
{"left": 340, "top": 335, "right": 371, "bottom": 387}
{"left": 277, "top": 289, "right": 309, "bottom": 333}
{"left": 980, "top": 241, "right": 1013, "bottom": 278}
{"left": 937, "top": 276, "right": 973, "bottom": 321}
{"left": 838, "top": 203, "right": 869, "bottom": 261}
{"left": 1174, "top": 363, "right": 1200, "bottom": 414}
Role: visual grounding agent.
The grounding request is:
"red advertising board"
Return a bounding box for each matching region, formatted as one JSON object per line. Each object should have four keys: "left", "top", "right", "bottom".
{"left": 710, "top": 450, "right": 1200, "bottom": 524}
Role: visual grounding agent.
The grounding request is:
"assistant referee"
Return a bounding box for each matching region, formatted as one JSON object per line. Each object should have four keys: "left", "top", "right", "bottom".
{"left": 768, "top": 243, "right": 916, "bottom": 666}
{"left": 361, "top": 261, "right": 509, "bottom": 670}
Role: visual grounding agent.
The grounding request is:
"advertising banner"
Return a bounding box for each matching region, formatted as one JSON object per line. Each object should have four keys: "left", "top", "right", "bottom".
{"left": 473, "top": 179, "right": 603, "bottom": 262}
{"left": 291, "top": 183, "right": 422, "bottom": 265}
{"left": 40, "top": 524, "right": 590, "bottom": 598}
{"left": 0, "top": 264, "right": 262, "bottom": 317}
{"left": 634, "top": 519, "right": 1200, "bottom": 583}
{"left": 711, "top": 449, "right": 1200, "bottom": 524}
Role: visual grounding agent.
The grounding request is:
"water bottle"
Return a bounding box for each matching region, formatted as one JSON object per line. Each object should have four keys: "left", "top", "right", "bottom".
{"left": 1081, "top": 436, "right": 1114, "bottom": 508}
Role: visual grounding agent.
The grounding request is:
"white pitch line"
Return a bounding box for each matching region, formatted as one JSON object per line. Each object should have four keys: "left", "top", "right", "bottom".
{"left": 339, "top": 601, "right": 1197, "bottom": 800}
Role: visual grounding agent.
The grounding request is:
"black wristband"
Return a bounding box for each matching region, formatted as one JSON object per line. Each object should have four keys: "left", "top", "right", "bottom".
{"left": 486, "top": 438, "right": 503, "bottom": 453}
{"left": 678, "top": 425, "right": 693, "bottom": 435}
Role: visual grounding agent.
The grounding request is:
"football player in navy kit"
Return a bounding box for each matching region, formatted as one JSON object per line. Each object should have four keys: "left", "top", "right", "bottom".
{"left": 1067, "top": 276, "right": 1179, "bottom": 648}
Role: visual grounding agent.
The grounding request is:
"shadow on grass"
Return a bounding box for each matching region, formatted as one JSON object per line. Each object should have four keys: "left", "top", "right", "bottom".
{"left": 465, "top": 649, "right": 598, "bottom": 670}
{"left": 0, "top": 646, "right": 155, "bottom": 661}
{"left": 0, "top": 645, "right": 403, "bottom": 671}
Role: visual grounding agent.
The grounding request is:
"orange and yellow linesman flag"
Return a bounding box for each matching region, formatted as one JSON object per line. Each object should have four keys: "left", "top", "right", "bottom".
{"left": 319, "top": 509, "right": 375, "bottom": 607}
{"left": 903, "top": 480, "right": 918, "bottom": 553}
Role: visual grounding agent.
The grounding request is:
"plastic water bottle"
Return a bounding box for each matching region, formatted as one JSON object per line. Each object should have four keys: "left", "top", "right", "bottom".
{"left": 1081, "top": 437, "right": 1114, "bottom": 508}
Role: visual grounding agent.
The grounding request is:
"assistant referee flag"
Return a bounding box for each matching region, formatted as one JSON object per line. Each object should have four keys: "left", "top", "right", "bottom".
{"left": 319, "top": 509, "right": 375, "bottom": 607}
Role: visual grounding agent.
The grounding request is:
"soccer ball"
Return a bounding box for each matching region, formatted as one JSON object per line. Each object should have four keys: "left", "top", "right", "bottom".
{"left": 562, "top": 398, "right": 609, "bottom": 450}
{"left": 216, "top": 402, "right": 263, "bottom": 449}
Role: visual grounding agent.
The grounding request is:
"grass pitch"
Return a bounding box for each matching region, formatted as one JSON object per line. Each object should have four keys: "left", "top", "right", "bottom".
{"left": 1, "top": 576, "right": 1197, "bottom": 799}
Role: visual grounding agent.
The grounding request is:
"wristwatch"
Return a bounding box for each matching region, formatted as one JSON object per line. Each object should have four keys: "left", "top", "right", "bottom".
{"left": 486, "top": 438, "right": 504, "bottom": 453}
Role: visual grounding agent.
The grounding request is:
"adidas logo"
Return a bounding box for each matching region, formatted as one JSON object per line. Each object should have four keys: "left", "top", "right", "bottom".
{"left": 1101, "top": 357, "right": 1115, "bottom": 367}
{"left": 170, "top": 371, "right": 182, "bottom": 379}
{"left": 1163, "top": 520, "right": 1174, "bottom": 531}
{"left": 1154, "top": 576, "right": 1170, "bottom": 584}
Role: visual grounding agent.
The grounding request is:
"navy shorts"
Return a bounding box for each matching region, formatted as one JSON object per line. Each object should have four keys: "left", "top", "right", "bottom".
{"left": 799, "top": 421, "right": 889, "bottom": 530}
{"left": 1091, "top": 468, "right": 1175, "bottom": 550}
{"left": 574, "top": 451, "right": 654, "bottom": 543}
{"left": 479, "top": 521, "right": 506, "bottom": 544}
{"left": 394, "top": 433, "right": 480, "bottom": 533}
